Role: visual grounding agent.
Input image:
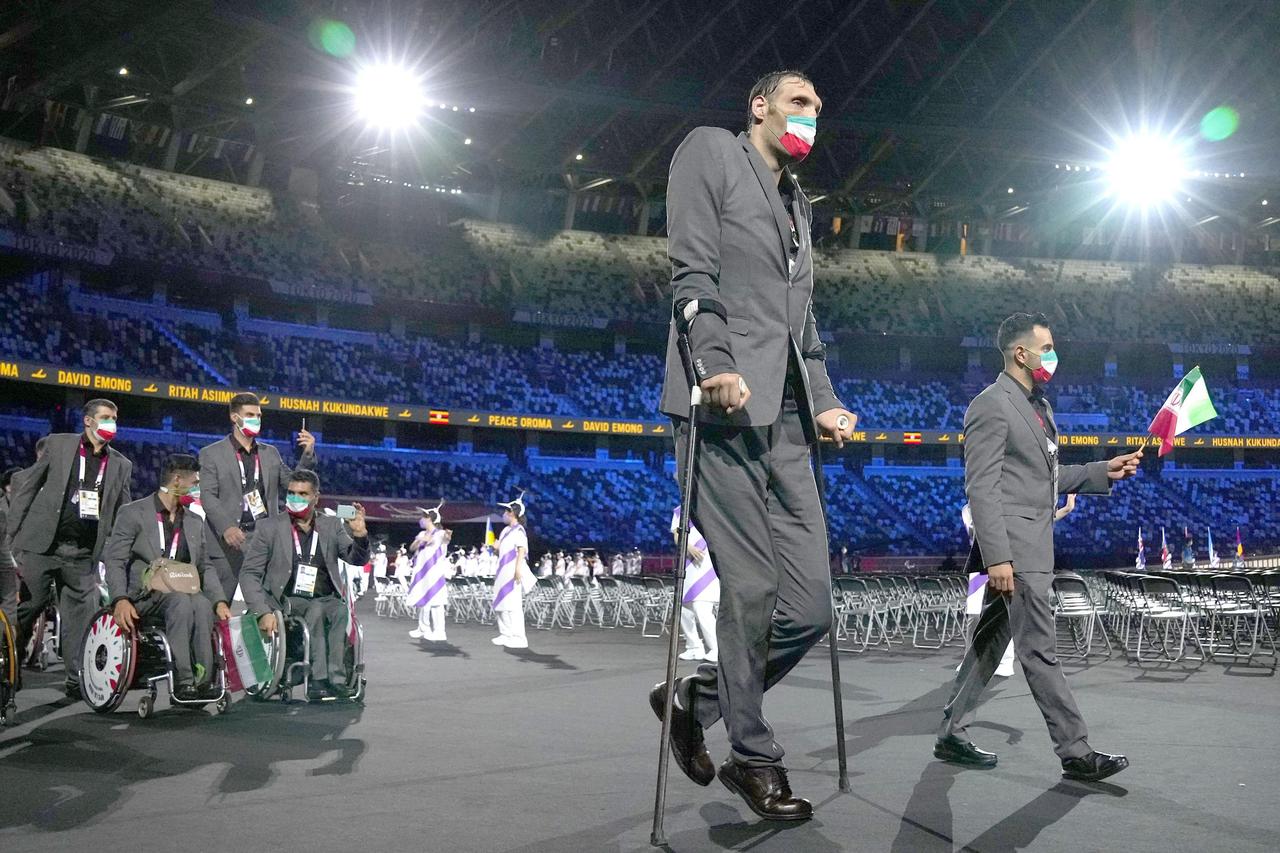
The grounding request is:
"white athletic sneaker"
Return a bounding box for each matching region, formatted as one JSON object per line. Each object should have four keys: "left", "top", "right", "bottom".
{"left": 505, "top": 638, "right": 529, "bottom": 649}
{"left": 409, "top": 629, "right": 425, "bottom": 639}
{"left": 678, "top": 649, "right": 706, "bottom": 661}
{"left": 491, "top": 636, "right": 507, "bottom": 646}
{"left": 702, "top": 649, "right": 718, "bottom": 664}
{"left": 995, "top": 661, "right": 1015, "bottom": 677}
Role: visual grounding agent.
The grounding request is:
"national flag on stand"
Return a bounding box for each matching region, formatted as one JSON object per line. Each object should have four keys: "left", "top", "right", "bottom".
{"left": 1147, "top": 366, "right": 1218, "bottom": 456}
{"left": 216, "top": 614, "right": 273, "bottom": 693}
{"left": 1135, "top": 527, "right": 1146, "bottom": 570}
{"left": 1236, "top": 527, "right": 1244, "bottom": 559}
{"left": 1160, "top": 527, "right": 1172, "bottom": 570}
{"left": 1207, "top": 527, "right": 1220, "bottom": 568}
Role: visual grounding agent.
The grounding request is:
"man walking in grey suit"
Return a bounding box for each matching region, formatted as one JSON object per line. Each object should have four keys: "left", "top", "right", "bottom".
{"left": 651, "top": 70, "right": 857, "bottom": 822}
{"left": 935, "top": 312, "right": 1142, "bottom": 782}
{"left": 198, "top": 392, "right": 316, "bottom": 591}
{"left": 7, "top": 400, "right": 133, "bottom": 695}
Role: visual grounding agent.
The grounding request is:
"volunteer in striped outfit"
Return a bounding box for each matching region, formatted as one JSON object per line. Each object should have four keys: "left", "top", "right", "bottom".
{"left": 408, "top": 500, "right": 452, "bottom": 642}
{"left": 491, "top": 492, "right": 532, "bottom": 649}
{"left": 671, "top": 505, "right": 719, "bottom": 663}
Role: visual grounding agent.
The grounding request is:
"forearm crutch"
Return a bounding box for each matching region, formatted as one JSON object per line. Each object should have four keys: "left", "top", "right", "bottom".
{"left": 650, "top": 328, "right": 702, "bottom": 848}
{"left": 812, "top": 416, "right": 851, "bottom": 793}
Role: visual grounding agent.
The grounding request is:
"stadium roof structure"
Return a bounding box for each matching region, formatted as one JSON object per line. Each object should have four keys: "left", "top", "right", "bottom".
{"left": 2, "top": 0, "right": 1278, "bottom": 217}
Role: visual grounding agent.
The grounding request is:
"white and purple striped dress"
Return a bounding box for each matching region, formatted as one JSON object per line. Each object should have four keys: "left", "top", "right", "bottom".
{"left": 670, "top": 507, "right": 719, "bottom": 604}
{"left": 407, "top": 529, "right": 450, "bottom": 609}
{"left": 491, "top": 523, "right": 528, "bottom": 613}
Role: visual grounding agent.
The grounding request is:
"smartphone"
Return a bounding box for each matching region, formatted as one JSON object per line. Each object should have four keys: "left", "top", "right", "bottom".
{"left": 301, "top": 417, "right": 307, "bottom": 432}
{"left": 336, "top": 504, "right": 357, "bottom": 520}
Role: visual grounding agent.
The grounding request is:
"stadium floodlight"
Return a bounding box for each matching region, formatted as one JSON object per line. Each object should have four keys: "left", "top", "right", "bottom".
{"left": 354, "top": 63, "right": 426, "bottom": 130}
{"left": 1103, "top": 134, "right": 1187, "bottom": 207}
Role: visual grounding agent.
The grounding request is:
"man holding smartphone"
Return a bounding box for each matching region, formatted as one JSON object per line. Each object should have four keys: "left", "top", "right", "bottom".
{"left": 198, "top": 393, "right": 317, "bottom": 592}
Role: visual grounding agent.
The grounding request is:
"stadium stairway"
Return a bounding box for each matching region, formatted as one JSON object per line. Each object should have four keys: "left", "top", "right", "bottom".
{"left": 151, "top": 320, "right": 232, "bottom": 386}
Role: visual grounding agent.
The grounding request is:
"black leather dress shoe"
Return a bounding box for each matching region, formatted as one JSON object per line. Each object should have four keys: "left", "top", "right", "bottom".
{"left": 934, "top": 734, "right": 998, "bottom": 768}
{"left": 63, "top": 680, "right": 81, "bottom": 700}
{"left": 308, "top": 680, "right": 337, "bottom": 703}
{"left": 173, "top": 684, "right": 202, "bottom": 702}
{"left": 717, "top": 760, "right": 813, "bottom": 822}
{"left": 1062, "top": 751, "right": 1129, "bottom": 782}
{"left": 650, "top": 680, "right": 715, "bottom": 786}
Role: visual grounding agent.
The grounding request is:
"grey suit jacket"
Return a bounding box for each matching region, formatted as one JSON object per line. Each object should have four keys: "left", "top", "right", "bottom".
{"left": 5, "top": 433, "right": 133, "bottom": 561}
{"left": 197, "top": 435, "right": 317, "bottom": 538}
{"left": 659, "top": 128, "right": 842, "bottom": 429}
{"left": 238, "top": 513, "right": 368, "bottom": 615}
{"left": 964, "top": 373, "right": 1111, "bottom": 574}
{"left": 102, "top": 494, "right": 230, "bottom": 606}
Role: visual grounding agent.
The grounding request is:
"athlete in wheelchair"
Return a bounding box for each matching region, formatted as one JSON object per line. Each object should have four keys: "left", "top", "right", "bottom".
{"left": 238, "top": 470, "right": 368, "bottom": 703}
{"left": 83, "top": 454, "right": 233, "bottom": 718}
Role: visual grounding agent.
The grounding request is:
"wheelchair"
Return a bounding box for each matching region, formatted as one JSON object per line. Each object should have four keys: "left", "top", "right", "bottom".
{"left": 0, "top": 610, "right": 16, "bottom": 726}
{"left": 79, "top": 608, "right": 232, "bottom": 719}
{"left": 246, "top": 606, "right": 366, "bottom": 704}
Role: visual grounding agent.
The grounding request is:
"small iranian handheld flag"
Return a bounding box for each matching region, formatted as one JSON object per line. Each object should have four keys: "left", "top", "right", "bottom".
{"left": 1147, "top": 366, "right": 1218, "bottom": 457}
{"left": 217, "top": 614, "right": 273, "bottom": 693}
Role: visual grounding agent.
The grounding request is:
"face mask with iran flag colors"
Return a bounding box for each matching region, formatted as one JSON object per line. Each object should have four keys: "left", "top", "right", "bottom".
{"left": 774, "top": 113, "right": 816, "bottom": 161}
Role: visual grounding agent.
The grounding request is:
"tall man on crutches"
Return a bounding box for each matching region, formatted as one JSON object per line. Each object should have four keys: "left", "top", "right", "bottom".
{"left": 650, "top": 70, "right": 857, "bottom": 826}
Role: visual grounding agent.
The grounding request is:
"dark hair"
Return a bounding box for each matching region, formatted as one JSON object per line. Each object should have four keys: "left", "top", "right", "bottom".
{"left": 288, "top": 468, "right": 321, "bottom": 492}
{"left": 747, "top": 69, "right": 815, "bottom": 131}
{"left": 1, "top": 466, "right": 21, "bottom": 489}
{"left": 229, "top": 392, "right": 260, "bottom": 413}
{"left": 996, "top": 312, "right": 1051, "bottom": 354}
{"left": 160, "top": 453, "right": 199, "bottom": 483}
{"left": 84, "top": 398, "right": 117, "bottom": 419}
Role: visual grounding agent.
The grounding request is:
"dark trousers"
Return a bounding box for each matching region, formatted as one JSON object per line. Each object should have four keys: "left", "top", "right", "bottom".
{"left": 674, "top": 405, "right": 833, "bottom": 767}
{"left": 134, "top": 591, "right": 216, "bottom": 686}
{"left": 939, "top": 572, "right": 1091, "bottom": 760}
{"left": 285, "top": 595, "right": 348, "bottom": 683}
{"left": 17, "top": 544, "right": 95, "bottom": 682}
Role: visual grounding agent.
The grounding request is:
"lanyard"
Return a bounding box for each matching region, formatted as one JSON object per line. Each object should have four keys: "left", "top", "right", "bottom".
{"left": 79, "top": 442, "right": 108, "bottom": 489}
{"left": 292, "top": 524, "right": 320, "bottom": 561}
{"left": 155, "top": 512, "right": 182, "bottom": 559}
{"left": 237, "top": 447, "right": 261, "bottom": 490}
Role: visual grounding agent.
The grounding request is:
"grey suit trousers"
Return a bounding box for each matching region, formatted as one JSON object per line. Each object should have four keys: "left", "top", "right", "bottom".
{"left": 286, "top": 595, "right": 349, "bottom": 683}
{"left": 17, "top": 544, "right": 96, "bottom": 682}
{"left": 939, "top": 571, "right": 1090, "bottom": 759}
{"left": 674, "top": 403, "right": 833, "bottom": 767}
{"left": 135, "top": 591, "right": 216, "bottom": 686}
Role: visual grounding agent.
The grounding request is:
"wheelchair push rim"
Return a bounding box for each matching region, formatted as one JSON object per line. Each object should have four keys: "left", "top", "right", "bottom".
{"left": 81, "top": 609, "right": 138, "bottom": 713}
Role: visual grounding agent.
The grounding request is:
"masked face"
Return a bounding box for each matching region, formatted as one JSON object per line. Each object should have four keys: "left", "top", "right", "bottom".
{"left": 235, "top": 411, "right": 262, "bottom": 438}
{"left": 285, "top": 492, "right": 313, "bottom": 518}
{"left": 89, "top": 414, "right": 117, "bottom": 443}
{"left": 774, "top": 109, "right": 817, "bottom": 161}
{"left": 1022, "top": 348, "right": 1059, "bottom": 384}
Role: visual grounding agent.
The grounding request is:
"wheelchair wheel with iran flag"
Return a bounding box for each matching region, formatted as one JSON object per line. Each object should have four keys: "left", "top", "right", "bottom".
{"left": 80, "top": 609, "right": 140, "bottom": 714}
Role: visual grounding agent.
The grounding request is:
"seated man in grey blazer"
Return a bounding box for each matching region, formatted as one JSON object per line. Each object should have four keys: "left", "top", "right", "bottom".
{"left": 198, "top": 392, "right": 317, "bottom": 590}
{"left": 7, "top": 400, "right": 133, "bottom": 696}
{"left": 238, "top": 470, "right": 368, "bottom": 702}
{"left": 935, "top": 312, "right": 1143, "bottom": 783}
{"left": 103, "top": 454, "right": 232, "bottom": 701}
